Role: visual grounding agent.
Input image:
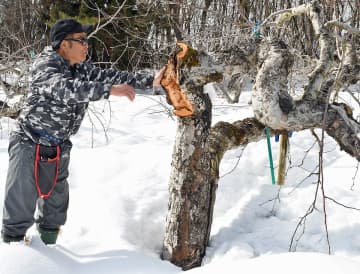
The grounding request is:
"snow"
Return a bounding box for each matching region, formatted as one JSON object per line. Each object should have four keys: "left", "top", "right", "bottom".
{"left": 1, "top": 89, "right": 360, "bottom": 274}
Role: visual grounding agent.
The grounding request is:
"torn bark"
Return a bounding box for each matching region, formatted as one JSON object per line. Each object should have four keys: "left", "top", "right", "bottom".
{"left": 160, "top": 42, "right": 194, "bottom": 117}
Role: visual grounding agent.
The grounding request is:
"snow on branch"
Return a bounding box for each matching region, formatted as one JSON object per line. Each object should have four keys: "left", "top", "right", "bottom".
{"left": 325, "top": 20, "right": 360, "bottom": 36}
{"left": 250, "top": 1, "right": 360, "bottom": 160}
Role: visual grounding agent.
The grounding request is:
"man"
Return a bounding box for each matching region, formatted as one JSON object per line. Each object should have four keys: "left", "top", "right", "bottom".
{"left": 1, "top": 19, "right": 164, "bottom": 245}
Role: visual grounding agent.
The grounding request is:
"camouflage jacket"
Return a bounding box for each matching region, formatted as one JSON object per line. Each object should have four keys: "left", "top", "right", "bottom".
{"left": 15, "top": 46, "right": 152, "bottom": 146}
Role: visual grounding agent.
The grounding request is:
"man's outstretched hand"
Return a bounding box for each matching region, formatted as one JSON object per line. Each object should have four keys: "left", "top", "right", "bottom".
{"left": 110, "top": 84, "right": 136, "bottom": 101}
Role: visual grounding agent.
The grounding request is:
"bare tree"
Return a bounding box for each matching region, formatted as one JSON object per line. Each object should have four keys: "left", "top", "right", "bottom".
{"left": 0, "top": 0, "right": 46, "bottom": 118}
{"left": 160, "top": 1, "right": 360, "bottom": 270}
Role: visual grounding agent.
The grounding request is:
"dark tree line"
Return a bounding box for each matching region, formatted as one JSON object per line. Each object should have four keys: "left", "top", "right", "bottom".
{"left": 1, "top": 1, "right": 359, "bottom": 70}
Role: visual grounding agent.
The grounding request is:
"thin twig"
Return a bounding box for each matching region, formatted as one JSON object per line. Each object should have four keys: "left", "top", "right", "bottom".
{"left": 135, "top": 94, "right": 175, "bottom": 120}
{"left": 325, "top": 196, "right": 360, "bottom": 211}
{"left": 289, "top": 176, "right": 321, "bottom": 251}
{"left": 351, "top": 161, "right": 360, "bottom": 191}
{"left": 315, "top": 39, "right": 345, "bottom": 254}
{"left": 88, "top": 0, "right": 128, "bottom": 39}
{"left": 220, "top": 145, "right": 247, "bottom": 178}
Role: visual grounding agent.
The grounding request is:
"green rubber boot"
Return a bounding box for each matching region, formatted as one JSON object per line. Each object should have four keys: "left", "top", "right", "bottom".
{"left": 37, "top": 226, "right": 59, "bottom": 245}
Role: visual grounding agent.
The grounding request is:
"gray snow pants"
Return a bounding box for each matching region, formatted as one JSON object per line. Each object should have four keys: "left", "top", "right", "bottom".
{"left": 1, "top": 134, "right": 72, "bottom": 238}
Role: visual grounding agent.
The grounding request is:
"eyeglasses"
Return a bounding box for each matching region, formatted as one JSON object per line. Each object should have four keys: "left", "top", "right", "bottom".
{"left": 63, "top": 37, "right": 89, "bottom": 46}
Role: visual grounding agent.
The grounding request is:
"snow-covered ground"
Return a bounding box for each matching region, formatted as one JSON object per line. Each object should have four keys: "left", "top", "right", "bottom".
{"left": 1, "top": 88, "right": 360, "bottom": 274}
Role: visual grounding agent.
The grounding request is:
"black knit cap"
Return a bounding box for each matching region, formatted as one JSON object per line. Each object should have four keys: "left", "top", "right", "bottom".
{"left": 50, "top": 19, "right": 93, "bottom": 50}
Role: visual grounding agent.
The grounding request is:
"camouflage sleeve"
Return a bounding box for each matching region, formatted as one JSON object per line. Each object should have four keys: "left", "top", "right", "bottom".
{"left": 131, "top": 71, "right": 154, "bottom": 90}
{"left": 31, "top": 59, "right": 111, "bottom": 104}
{"left": 85, "top": 62, "right": 154, "bottom": 90}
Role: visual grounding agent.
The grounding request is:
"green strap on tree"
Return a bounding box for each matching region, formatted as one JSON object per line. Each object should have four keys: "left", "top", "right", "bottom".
{"left": 265, "top": 127, "right": 276, "bottom": 185}
{"left": 29, "top": 49, "right": 36, "bottom": 59}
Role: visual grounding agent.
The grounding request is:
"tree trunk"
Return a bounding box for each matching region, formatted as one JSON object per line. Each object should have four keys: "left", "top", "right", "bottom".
{"left": 161, "top": 80, "right": 272, "bottom": 270}
{"left": 161, "top": 76, "right": 215, "bottom": 270}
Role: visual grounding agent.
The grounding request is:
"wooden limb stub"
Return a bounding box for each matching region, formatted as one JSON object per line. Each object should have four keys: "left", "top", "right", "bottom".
{"left": 276, "top": 133, "right": 289, "bottom": 185}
